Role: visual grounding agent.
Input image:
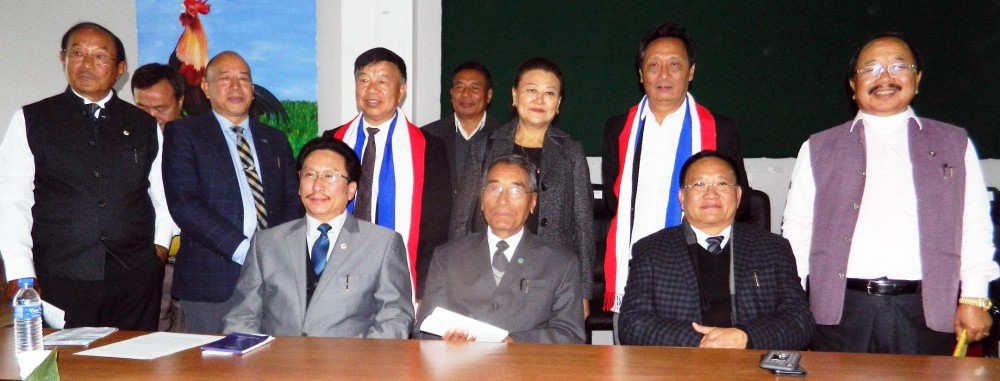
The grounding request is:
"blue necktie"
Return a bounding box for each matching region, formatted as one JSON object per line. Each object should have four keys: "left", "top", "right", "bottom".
{"left": 311, "top": 223, "right": 332, "bottom": 275}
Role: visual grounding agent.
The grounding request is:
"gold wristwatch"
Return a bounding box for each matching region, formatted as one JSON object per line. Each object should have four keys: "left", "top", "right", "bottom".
{"left": 958, "top": 297, "right": 994, "bottom": 311}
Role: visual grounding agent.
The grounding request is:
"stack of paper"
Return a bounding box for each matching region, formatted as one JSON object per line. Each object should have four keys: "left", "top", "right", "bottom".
{"left": 419, "top": 307, "right": 510, "bottom": 342}
{"left": 44, "top": 327, "right": 118, "bottom": 346}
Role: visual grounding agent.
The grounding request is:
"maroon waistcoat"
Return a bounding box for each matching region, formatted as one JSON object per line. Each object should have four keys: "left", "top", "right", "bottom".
{"left": 808, "top": 117, "right": 967, "bottom": 332}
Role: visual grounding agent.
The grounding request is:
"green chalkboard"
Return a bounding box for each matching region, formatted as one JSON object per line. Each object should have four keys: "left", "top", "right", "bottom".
{"left": 440, "top": 1, "right": 999, "bottom": 159}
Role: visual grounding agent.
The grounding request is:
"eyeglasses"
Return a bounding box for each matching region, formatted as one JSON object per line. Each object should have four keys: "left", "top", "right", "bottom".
{"left": 854, "top": 63, "right": 918, "bottom": 80}
{"left": 299, "top": 170, "right": 349, "bottom": 184}
{"left": 482, "top": 183, "right": 534, "bottom": 200}
{"left": 681, "top": 181, "right": 739, "bottom": 193}
{"left": 63, "top": 49, "right": 117, "bottom": 67}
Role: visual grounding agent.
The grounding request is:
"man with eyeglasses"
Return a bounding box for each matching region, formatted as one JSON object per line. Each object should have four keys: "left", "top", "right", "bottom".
{"left": 224, "top": 137, "right": 414, "bottom": 338}
{"left": 162, "top": 51, "right": 302, "bottom": 334}
{"left": 782, "top": 33, "right": 998, "bottom": 355}
{"left": 619, "top": 151, "right": 812, "bottom": 349}
{"left": 413, "top": 154, "right": 585, "bottom": 344}
{"left": 0, "top": 22, "right": 175, "bottom": 330}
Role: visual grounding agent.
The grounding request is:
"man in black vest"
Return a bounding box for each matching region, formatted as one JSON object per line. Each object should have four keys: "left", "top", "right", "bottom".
{"left": 0, "top": 22, "right": 174, "bottom": 331}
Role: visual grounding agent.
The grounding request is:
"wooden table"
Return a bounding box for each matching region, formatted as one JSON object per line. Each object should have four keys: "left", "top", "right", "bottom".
{"left": 1, "top": 328, "right": 997, "bottom": 380}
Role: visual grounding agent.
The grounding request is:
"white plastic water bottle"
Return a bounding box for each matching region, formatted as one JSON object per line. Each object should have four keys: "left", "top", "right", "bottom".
{"left": 13, "top": 278, "right": 43, "bottom": 353}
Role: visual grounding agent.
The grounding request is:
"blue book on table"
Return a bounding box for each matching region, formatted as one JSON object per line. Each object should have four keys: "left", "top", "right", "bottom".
{"left": 201, "top": 333, "right": 274, "bottom": 354}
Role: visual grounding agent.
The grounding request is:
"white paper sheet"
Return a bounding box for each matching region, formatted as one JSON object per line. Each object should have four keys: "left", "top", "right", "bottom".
{"left": 41, "top": 300, "right": 65, "bottom": 329}
{"left": 419, "top": 307, "right": 509, "bottom": 343}
{"left": 75, "top": 332, "right": 222, "bottom": 360}
{"left": 44, "top": 327, "right": 118, "bottom": 346}
{"left": 16, "top": 350, "right": 51, "bottom": 380}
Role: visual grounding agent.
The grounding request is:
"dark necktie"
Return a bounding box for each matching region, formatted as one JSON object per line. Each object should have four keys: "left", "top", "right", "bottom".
{"left": 706, "top": 236, "right": 724, "bottom": 254}
{"left": 232, "top": 126, "right": 268, "bottom": 229}
{"left": 311, "top": 223, "right": 332, "bottom": 275}
{"left": 354, "top": 127, "right": 380, "bottom": 222}
{"left": 86, "top": 103, "right": 101, "bottom": 121}
{"left": 492, "top": 240, "right": 510, "bottom": 285}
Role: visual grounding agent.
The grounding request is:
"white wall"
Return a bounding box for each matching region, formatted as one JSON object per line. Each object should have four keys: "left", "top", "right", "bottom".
{"left": 1, "top": 0, "right": 441, "bottom": 143}
{"left": 0, "top": 0, "right": 139, "bottom": 143}
{"left": 316, "top": 0, "right": 441, "bottom": 135}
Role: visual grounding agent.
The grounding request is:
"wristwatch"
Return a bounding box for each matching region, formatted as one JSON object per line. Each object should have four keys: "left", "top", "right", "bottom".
{"left": 958, "top": 297, "right": 994, "bottom": 311}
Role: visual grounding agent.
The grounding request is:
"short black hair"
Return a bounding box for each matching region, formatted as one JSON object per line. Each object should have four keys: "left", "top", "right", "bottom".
{"left": 298, "top": 137, "right": 362, "bottom": 185}
{"left": 131, "top": 63, "right": 185, "bottom": 101}
{"left": 637, "top": 22, "right": 696, "bottom": 73}
{"left": 679, "top": 150, "right": 740, "bottom": 186}
{"left": 847, "top": 32, "right": 923, "bottom": 82}
{"left": 513, "top": 57, "right": 564, "bottom": 97}
{"left": 355, "top": 47, "right": 407, "bottom": 83}
{"left": 62, "top": 22, "right": 126, "bottom": 64}
{"left": 482, "top": 154, "right": 538, "bottom": 192}
{"left": 453, "top": 61, "right": 493, "bottom": 90}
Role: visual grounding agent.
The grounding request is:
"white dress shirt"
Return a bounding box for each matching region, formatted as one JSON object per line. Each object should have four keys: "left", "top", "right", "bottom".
{"left": 213, "top": 111, "right": 263, "bottom": 265}
{"left": 781, "top": 108, "right": 998, "bottom": 297}
{"left": 487, "top": 227, "right": 525, "bottom": 264}
{"left": 454, "top": 112, "right": 487, "bottom": 140}
{"left": 0, "top": 89, "right": 176, "bottom": 281}
{"left": 632, "top": 98, "right": 687, "bottom": 244}
{"left": 357, "top": 115, "right": 394, "bottom": 222}
{"left": 690, "top": 224, "right": 732, "bottom": 252}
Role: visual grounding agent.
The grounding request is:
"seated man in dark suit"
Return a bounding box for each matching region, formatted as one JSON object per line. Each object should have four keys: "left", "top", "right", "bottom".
{"left": 414, "top": 154, "right": 584, "bottom": 344}
{"left": 619, "top": 151, "right": 813, "bottom": 349}
{"left": 224, "top": 138, "right": 414, "bottom": 338}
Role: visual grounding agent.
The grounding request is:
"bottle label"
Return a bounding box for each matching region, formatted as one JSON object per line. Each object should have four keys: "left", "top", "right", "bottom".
{"left": 13, "top": 305, "right": 42, "bottom": 320}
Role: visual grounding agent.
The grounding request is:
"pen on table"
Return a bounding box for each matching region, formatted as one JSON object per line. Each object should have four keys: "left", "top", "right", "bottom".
{"left": 752, "top": 270, "right": 760, "bottom": 288}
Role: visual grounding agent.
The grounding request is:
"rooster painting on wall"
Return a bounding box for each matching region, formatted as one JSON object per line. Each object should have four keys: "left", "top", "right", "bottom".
{"left": 137, "top": 0, "right": 317, "bottom": 152}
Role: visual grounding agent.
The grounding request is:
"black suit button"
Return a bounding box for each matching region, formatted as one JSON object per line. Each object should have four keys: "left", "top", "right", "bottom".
{"left": 88, "top": 141, "right": 96, "bottom": 146}
{"left": 97, "top": 201, "right": 105, "bottom": 208}
{"left": 540, "top": 182, "right": 548, "bottom": 191}
{"left": 540, "top": 218, "right": 548, "bottom": 227}
{"left": 99, "top": 234, "right": 108, "bottom": 241}
{"left": 92, "top": 170, "right": 100, "bottom": 178}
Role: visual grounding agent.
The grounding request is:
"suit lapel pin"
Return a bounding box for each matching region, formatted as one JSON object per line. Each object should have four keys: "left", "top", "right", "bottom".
{"left": 928, "top": 151, "right": 936, "bottom": 156}
{"left": 340, "top": 243, "right": 347, "bottom": 250}
{"left": 123, "top": 130, "right": 130, "bottom": 136}
{"left": 517, "top": 258, "right": 524, "bottom": 264}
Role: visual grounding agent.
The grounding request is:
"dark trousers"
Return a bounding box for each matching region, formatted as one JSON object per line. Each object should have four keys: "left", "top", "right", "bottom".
{"left": 813, "top": 289, "right": 953, "bottom": 355}
{"left": 41, "top": 255, "right": 163, "bottom": 331}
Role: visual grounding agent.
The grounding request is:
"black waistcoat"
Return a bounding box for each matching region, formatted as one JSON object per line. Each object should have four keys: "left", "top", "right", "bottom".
{"left": 23, "top": 87, "right": 159, "bottom": 280}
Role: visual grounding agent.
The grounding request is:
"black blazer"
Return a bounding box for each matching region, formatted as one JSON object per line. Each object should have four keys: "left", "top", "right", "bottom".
{"left": 421, "top": 113, "right": 503, "bottom": 191}
{"left": 619, "top": 222, "right": 813, "bottom": 350}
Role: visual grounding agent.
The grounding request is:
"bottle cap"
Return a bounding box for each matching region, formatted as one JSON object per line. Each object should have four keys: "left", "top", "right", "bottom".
{"left": 17, "top": 278, "right": 33, "bottom": 287}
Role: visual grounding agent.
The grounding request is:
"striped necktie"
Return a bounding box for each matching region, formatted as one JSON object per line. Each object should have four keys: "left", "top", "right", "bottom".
{"left": 232, "top": 126, "right": 268, "bottom": 229}
{"left": 706, "top": 236, "right": 724, "bottom": 254}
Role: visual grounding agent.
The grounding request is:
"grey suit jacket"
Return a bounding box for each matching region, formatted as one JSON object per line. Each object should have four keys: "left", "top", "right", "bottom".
{"left": 413, "top": 232, "right": 585, "bottom": 344}
{"left": 223, "top": 214, "right": 414, "bottom": 338}
{"left": 450, "top": 119, "right": 595, "bottom": 299}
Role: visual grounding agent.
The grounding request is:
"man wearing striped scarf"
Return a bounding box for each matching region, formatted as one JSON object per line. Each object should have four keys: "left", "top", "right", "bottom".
{"left": 601, "top": 23, "right": 749, "bottom": 343}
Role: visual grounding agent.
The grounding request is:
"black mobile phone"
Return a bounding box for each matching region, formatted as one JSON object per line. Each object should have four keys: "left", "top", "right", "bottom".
{"left": 759, "top": 350, "right": 802, "bottom": 372}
